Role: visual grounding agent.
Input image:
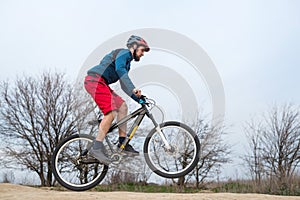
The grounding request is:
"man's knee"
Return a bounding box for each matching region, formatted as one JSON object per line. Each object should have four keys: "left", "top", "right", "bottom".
{"left": 103, "top": 111, "right": 116, "bottom": 121}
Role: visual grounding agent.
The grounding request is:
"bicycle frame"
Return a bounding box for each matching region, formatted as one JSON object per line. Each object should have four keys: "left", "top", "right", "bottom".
{"left": 105, "top": 103, "right": 172, "bottom": 153}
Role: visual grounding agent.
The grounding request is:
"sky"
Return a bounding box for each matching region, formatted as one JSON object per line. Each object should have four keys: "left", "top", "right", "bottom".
{"left": 1, "top": 0, "right": 300, "bottom": 181}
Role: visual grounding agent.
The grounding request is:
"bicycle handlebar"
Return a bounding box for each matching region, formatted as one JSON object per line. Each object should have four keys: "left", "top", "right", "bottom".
{"left": 138, "top": 96, "right": 157, "bottom": 109}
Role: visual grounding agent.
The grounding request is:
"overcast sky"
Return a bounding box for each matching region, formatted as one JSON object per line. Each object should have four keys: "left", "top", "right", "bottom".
{"left": 1, "top": 0, "right": 300, "bottom": 179}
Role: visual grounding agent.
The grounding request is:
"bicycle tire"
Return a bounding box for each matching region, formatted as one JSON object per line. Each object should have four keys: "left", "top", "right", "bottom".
{"left": 51, "top": 134, "right": 108, "bottom": 191}
{"left": 143, "top": 121, "right": 200, "bottom": 178}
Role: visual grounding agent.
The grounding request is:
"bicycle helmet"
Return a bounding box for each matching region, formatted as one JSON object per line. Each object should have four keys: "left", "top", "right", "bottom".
{"left": 126, "top": 35, "right": 150, "bottom": 52}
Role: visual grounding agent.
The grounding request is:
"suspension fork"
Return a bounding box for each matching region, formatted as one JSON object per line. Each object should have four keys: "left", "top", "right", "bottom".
{"left": 146, "top": 108, "right": 172, "bottom": 150}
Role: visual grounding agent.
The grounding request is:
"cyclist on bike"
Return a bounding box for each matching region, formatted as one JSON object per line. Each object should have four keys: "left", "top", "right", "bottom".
{"left": 84, "top": 35, "right": 150, "bottom": 165}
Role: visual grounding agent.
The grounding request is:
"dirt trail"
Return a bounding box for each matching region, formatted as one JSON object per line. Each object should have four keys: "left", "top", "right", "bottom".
{"left": 1, "top": 183, "right": 300, "bottom": 200}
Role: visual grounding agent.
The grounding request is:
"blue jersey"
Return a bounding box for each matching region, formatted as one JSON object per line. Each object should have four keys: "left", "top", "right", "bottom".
{"left": 87, "top": 48, "right": 138, "bottom": 101}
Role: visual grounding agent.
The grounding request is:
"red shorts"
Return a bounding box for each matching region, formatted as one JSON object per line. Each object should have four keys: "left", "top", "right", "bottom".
{"left": 84, "top": 75, "right": 125, "bottom": 115}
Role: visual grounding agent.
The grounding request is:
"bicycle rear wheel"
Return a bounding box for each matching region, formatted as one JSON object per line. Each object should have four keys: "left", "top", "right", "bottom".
{"left": 51, "top": 134, "right": 108, "bottom": 191}
{"left": 144, "top": 121, "right": 200, "bottom": 178}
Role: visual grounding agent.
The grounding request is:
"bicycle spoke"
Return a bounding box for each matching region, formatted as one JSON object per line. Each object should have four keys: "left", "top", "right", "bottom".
{"left": 147, "top": 125, "right": 198, "bottom": 175}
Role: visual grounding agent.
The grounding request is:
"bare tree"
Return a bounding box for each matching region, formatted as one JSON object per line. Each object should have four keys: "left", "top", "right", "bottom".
{"left": 173, "top": 118, "right": 231, "bottom": 188}
{"left": 194, "top": 118, "right": 231, "bottom": 188}
{"left": 0, "top": 71, "right": 95, "bottom": 186}
{"left": 244, "top": 104, "right": 300, "bottom": 192}
{"left": 243, "top": 121, "right": 265, "bottom": 186}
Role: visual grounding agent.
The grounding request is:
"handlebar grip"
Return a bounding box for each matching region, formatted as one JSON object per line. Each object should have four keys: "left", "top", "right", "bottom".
{"left": 138, "top": 95, "right": 147, "bottom": 104}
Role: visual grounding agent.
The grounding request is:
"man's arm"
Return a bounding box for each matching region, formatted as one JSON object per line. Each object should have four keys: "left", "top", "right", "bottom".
{"left": 115, "top": 51, "right": 139, "bottom": 102}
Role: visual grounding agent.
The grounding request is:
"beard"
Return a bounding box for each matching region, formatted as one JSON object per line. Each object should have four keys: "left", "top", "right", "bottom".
{"left": 133, "top": 49, "right": 140, "bottom": 61}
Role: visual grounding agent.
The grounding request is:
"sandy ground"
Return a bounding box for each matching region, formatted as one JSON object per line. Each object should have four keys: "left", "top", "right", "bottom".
{"left": 1, "top": 183, "right": 300, "bottom": 200}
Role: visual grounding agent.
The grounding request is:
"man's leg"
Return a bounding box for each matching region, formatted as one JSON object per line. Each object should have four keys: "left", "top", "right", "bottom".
{"left": 117, "top": 102, "right": 128, "bottom": 138}
{"left": 116, "top": 102, "right": 139, "bottom": 155}
{"left": 84, "top": 76, "right": 119, "bottom": 164}
{"left": 90, "top": 111, "right": 116, "bottom": 165}
{"left": 96, "top": 111, "right": 116, "bottom": 141}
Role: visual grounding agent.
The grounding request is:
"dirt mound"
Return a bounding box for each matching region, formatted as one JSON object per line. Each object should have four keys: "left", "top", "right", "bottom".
{"left": 1, "top": 183, "right": 300, "bottom": 200}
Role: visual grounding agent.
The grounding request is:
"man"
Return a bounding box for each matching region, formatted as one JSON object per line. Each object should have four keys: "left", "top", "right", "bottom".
{"left": 84, "top": 35, "right": 150, "bottom": 165}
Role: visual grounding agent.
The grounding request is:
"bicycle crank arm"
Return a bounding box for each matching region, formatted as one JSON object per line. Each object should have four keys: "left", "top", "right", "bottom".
{"left": 80, "top": 158, "right": 100, "bottom": 164}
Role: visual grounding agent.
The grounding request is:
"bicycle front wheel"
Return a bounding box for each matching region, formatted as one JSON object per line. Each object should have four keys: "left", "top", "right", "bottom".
{"left": 51, "top": 134, "right": 108, "bottom": 191}
{"left": 144, "top": 121, "right": 200, "bottom": 178}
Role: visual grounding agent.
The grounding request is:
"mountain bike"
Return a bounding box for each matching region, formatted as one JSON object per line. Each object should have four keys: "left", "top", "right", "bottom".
{"left": 51, "top": 96, "right": 200, "bottom": 191}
